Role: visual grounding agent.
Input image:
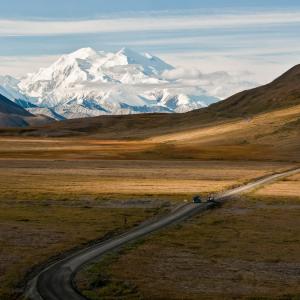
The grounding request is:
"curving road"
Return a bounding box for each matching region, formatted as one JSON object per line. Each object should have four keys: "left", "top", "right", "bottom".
{"left": 26, "top": 167, "right": 300, "bottom": 300}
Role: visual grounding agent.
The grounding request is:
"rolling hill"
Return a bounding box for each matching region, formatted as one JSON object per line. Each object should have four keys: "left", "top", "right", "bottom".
{"left": 0, "top": 64, "right": 299, "bottom": 162}
{"left": 205, "top": 63, "right": 300, "bottom": 117}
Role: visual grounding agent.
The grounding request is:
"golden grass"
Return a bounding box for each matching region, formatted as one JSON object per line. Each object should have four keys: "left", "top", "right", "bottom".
{"left": 253, "top": 173, "right": 300, "bottom": 198}
{"left": 0, "top": 104, "right": 299, "bottom": 163}
{"left": 0, "top": 137, "right": 155, "bottom": 160}
{"left": 149, "top": 104, "right": 300, "bottom": 144}
{"left": 163, "top": 104, "right": 296, "bottom": 162}
{"left": 145, "top": 105, "right": 300, "bottom": 162}
{"left": 0, "top": 159, "right": 293, "bottom": 201}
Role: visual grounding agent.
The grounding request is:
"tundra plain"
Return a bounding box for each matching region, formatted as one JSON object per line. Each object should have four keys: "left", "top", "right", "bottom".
{"left": 0, "top": 135, "right": 295, "bottom": 299}
{"left": 76, "top": 174, "right": 300, "bottom": 300}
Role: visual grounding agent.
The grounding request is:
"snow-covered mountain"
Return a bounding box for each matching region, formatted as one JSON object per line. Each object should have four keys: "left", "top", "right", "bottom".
{"left": 1, "top": 48, "right": 256, "bottom": 120}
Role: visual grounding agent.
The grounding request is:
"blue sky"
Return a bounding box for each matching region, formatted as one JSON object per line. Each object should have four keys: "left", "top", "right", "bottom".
{"left": 0, "top": 0, "right": 300, "bottom": 83}
{"left": 1, "top": 1, "right": 300, "bottom": 19}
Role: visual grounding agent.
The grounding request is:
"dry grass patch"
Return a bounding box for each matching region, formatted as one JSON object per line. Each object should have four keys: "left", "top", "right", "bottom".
{"left": 253, "top": 173, "right": 300, "bottom": 198}
{"left": 77, "top": 194, "right": 300, "bottom": 300}
{"left": 0, "top": 137, "right": 155, "bottom": 160}
{"left": 0, "top": 103, "right": 299, "bottom": 163}
{"left": 0, "top": 200, "right": 161, "bottom": 300}
{"left": 0, "top": 155, "right": 296, "bottom": 299}
{"left": 144, "top": 105, "right": 300, "bottom": 162}
{"left": 0, "top": 159, "right": 290, "bottom": 201}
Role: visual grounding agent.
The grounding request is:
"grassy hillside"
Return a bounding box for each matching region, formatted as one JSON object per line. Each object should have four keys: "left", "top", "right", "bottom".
{"left": 0, "top": 104, "right": 299, "bottom": 162}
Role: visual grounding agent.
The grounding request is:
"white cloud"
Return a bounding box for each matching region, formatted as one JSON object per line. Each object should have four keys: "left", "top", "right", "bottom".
{"left": 162, "top": 68, "right": 204, "bottom": 80}
{"left": 161, "top": 67, "right": 257, "bottom": 99}
{"left": 0, "top": 55, "right": 59, "bottom": 78}
{"left": 109, "top": 35, "right": 300, "bottom": 48}
{"left": 0, "top": 11, "right": 300, "bottom": 36}
{"left": 159, "top": 52, "right": 299, "bottom": 84}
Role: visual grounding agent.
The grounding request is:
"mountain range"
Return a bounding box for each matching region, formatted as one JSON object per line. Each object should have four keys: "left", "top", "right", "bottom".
{"left": 0, "top": 48, "right": 255, "bottom": 120}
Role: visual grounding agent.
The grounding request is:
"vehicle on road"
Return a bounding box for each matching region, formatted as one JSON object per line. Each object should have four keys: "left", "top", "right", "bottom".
{"left": 193, "top": 195, "right": 202, "bottom": 203}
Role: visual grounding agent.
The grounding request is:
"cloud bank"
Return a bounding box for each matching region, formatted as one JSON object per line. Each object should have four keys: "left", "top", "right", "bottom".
{"left": 0, "top": 8, "right": 299, "bottom": 91}
{"left": 1, "top": 11, "right": 300, "bottom": 36}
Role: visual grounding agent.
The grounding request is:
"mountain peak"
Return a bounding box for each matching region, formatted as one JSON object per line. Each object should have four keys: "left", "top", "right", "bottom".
{"left": 109, "top": 47, "right": 173, "bottom": 75}
{"left": 13, "top": 47, "right": 219, "bottom": 119}
{"left": 68, "top": 47, "right": 99, "bottom": 60}
{"left": 116, "top": 47, "right": 150, "bottom": 61}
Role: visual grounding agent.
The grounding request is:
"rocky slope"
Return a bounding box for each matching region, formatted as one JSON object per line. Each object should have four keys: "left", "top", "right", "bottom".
{"left": 0, "top": 93, "right": 53, "bottom": 127}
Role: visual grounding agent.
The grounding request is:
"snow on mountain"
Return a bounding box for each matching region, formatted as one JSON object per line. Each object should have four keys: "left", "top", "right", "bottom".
{"left": 27, "top": 107, "right": 66, "bottom": 121}
{"left": 0, "top": 75, "right": 26, "bottom": 102}
{"left": 2, "top": 48, "right": 257, "bottom": 120}
{"left": 14, "top": 47, "right": 218, "bottom": 119}
{"left": 18, "top": 47, "right": 173, "bottom": 103}
{"left": 0, "top": 75, "right": 38, "bottom": 109}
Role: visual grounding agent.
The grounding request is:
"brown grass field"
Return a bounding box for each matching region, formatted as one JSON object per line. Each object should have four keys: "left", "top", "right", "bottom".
{"left": 0, "top": 200, "right": 163, "bottom": 300}
{"left": 254, "top": 173, "right": 300, "bottom": 198}
{"left": 0, "top": 158, "right": 293, "bottom": 201}
{"left": 0, "top": 100, "right": 299, "bottom": 299}
{"left": 0, "top": 151, "right": 295, "bottom": 299}
{"left": 76, "top": 174, "right": 300, "bottom": 300}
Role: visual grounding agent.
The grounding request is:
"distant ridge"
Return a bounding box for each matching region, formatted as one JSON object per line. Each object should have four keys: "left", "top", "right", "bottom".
{"left": 0, "top": 93, "right": 33, "bottom": 116}
{"left": 0, "top": 93, "right": 54, "bottom": 128}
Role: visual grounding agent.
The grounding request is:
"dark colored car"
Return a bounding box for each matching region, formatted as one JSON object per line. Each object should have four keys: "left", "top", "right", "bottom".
{"left": 193, "top": 195, "right": 202, "bottom": 203}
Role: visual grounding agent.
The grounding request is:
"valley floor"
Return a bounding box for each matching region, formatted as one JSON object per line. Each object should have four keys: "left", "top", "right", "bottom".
{"left": 76, "top": 174, "right": 300, "bottom": 300}
{"left": 0, "top": 150, "right": 293, "bottom": 299}
{"left": 0, "top": 128, "right": 298, "bottom": 299}
{"left": 0, "top": 157, "right": 291, "bottom": 201}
